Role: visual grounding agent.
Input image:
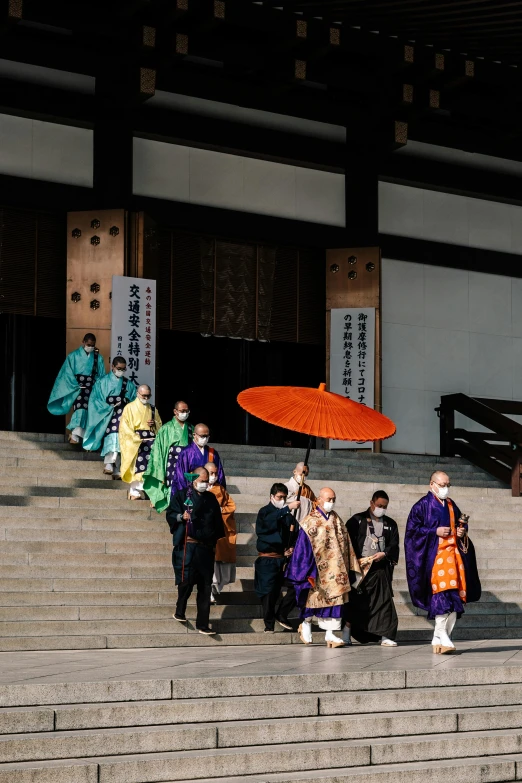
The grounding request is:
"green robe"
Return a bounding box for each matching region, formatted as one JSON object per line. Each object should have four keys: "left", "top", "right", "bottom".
{"left": 142, "top": 418, "right": 194, "bottom": 513}
{"left": 47, "top": 346, "right": 105, "bottom": 430}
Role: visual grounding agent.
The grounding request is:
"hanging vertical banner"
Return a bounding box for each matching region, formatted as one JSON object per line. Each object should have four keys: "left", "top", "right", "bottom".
{"left": 329, "top": 307, "right": 376, "bottom": 450}
{"left": 111, "top": 276, "right": 156, "bottom": 399}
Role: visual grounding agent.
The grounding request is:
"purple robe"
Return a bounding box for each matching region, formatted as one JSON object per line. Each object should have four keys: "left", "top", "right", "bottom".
{"left": 405, "top": 492, "right": 481, "bottom": 620}
{"left": 172, "top": 441, "right": 226, "bottom": 492}
{"left": 285, "top": 527, "right": 342, "bottom": 619}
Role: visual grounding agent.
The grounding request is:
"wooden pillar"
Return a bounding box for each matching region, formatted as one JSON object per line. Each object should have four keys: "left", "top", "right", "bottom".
{"left": 325, "top": 246, "right": 382, "bottom": 451}
{"left": 66, "top": 210, "right": 147, "bottom": 369}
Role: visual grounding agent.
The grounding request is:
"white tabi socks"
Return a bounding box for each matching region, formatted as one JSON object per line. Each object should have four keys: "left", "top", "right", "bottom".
{"left": 432, "top": 613, "right": 456, "bottom": 654}
{"left": 446, "top": 611, "right": 457, "bottom": 639}
{"left": 324, "top": 629, "right": 345, "bottom": 647}
{"left": 298, "top": 618, "right": 313, "bottom": 644}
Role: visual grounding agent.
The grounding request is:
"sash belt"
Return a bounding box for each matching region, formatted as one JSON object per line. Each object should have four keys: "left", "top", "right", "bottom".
{"left": 257, "top": 551, "right": 284, "bottom": 558}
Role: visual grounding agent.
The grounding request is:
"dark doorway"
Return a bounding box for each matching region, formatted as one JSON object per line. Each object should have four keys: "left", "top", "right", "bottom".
{"left": 1, "top": 313, "right": 66, "bottom": 434}
{"left": 156, "top": 330, "right": 325, "bottom": 447}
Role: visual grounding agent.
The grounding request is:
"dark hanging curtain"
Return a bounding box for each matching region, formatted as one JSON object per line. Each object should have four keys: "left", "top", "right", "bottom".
{"left": 155, "top": 228, "right": 324, "bottom": 345}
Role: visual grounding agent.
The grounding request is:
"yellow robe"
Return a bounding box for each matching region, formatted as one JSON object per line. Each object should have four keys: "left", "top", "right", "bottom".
{"left": 119, "top": 398, "right": 162, "bottom": 484}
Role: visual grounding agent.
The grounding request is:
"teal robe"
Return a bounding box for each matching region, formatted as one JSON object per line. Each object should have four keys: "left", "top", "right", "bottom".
{"left": 83, "top": 372, "right": 137, "bottom": 455}
{"left": 142, "top": 418, "right": 194, "bottom": 513}
{"left": 47, "top": 347, "right": 105, "bottom": 430}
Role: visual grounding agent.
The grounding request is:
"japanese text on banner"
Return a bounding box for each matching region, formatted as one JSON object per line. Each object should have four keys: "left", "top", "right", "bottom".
{"left": 111, "top": 276, "right": 156, "bottom": 399}
{"left": 329, "top": 307, "right": 375, "bottom": 449}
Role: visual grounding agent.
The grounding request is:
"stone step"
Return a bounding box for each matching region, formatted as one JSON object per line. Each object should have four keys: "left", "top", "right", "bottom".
{"left": 7, "top": 701, "right": 522, "bottom": 765}
{"left": 0, "top": 604, "right": 263, "bottom": 621}
{"left": 3, "top": 527, "right": 169, "bottom": 542}
{"left": 4, "top": 626, "right": 522, "bottom": 652}
{"left": 3, "top": 681, "right": 521, "bottom": 735}
{"left": 6, "top": 725, "right": 522, "bottom": 783}
{"left": 153, "top": 756, "right": 521, "bottom": 783}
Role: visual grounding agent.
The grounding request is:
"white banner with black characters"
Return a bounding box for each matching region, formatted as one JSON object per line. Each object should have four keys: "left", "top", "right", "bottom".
{"left": 111, "top": 276, "right": 156, "bottom": 399}
{"left": 329, "top": 307, "right": 376, "bottom": 450}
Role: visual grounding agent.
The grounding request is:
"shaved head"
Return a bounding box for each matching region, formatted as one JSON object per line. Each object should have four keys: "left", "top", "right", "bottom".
{"left": 205, "top": 462, "right": 218, "bottom": 475}
{"left": 192, "top": 466, "right": 209, "bottom": 487}
{"left": 194, "top": 423, "right": 210, "bottom": 437}
{"left": 430, "top": 470, "right": 449, "bottom": 485}
{"left": 317, "top": 486, "right": 336, "bottom": 508}
{"left": 138, "top": 385, "right": 151, "bottom": 394}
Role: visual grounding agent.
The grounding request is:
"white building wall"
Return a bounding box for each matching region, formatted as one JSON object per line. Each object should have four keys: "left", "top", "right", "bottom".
{"left": 0, "top": 113, "right": 93, "bottom": 187}
{"left": 380, "top": 183, "right": 522, "bottom": 455}
{"left": 133, "top": 137, "right": 346, "bottom": 227}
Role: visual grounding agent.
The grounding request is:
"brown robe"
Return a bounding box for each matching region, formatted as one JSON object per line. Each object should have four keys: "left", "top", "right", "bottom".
{"left": 209, "top": 484, "right": 237, "bottom": 562}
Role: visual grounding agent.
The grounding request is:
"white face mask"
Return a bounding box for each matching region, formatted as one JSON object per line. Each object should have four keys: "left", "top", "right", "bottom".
{"left": 434, "top": 484, "right": 449, "bottom": 500}
{"left": 114, "top": 369, "right": 124, "bottom": 378}
{"left": 195, "top": 435, "right": 209, "bottom": 447}
{"left": 195, "top": 481, "right": 208, "bottom": 492}
{"left": 84, "top": 345, "right": 94, "bottom": 353}
{"left": 294, "top": 474, "right": 303, "bottom": 484}
{"left": 271, "top": 497, "right": 285, "bottom": 509}
{"left": 322, "top": 501, "right": 335, "bottom": 513}
{"left": 138, "top": 397, "right": 149, "bottom": 405}
{"left": 208, "top": 474, "right": 217, "bottom": 484}
{"left": 372, "top": 506, "right": 386, "bottom": 518}
{"left": 176, "top": 412, "right": 189, "bottom": 421}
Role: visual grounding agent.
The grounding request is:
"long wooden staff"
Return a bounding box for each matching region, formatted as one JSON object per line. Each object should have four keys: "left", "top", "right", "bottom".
{"left": 288, "top": 434, "right": 313, "bottom": 546}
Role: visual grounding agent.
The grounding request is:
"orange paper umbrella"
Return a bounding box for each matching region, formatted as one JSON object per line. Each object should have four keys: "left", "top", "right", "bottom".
{"left": 237, "top": 383, "right": 396, "bottom": 442}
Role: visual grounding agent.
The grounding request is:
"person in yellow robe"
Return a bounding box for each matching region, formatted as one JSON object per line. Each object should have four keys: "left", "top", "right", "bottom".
{"left": 206, "top": 461, "right": 237, "bottom": 602}
{"left": 119, "top": 385, "right": 162, "bottom": 500}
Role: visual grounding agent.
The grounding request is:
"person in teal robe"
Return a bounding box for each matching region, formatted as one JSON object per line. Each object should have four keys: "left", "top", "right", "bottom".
{"left": 143, "top": 401, "right": 194, "bottom": 513}
{"left": 47, "top": 333, "right": 105, "bottom": 444}
{"left": 83, "top": 356, "right": 137, "bottom": 477}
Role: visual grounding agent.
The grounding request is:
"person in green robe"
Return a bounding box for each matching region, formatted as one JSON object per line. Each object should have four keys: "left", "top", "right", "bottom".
{"left": 143, "top": 400, "right": 194, "bottom": 512}
{"left": 83, "top": 356, "right": 137, "bottom": 477}
{"left": 47, "top": 333, "right": 105, "bottom": 444}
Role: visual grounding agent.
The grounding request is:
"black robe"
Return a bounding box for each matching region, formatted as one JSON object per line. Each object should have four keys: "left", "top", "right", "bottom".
{"left": 167, "top": 488, "right": 225, "bottom": 584}
{"left": 345, "top": 509, "right": 399, "bottom": 643}
{"left": 254, "top": 503, "right": 293, "bottom": 599}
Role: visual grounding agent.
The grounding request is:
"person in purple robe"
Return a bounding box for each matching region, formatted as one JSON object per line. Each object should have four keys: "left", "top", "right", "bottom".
{"left": 172, "top": 423, "right": 226, "bottom": 492}
{"left": 405, "top": 470, "right": 481, "bottom": 654}
{"left": 285, "top": 487, "right": 361, "bottom": 648}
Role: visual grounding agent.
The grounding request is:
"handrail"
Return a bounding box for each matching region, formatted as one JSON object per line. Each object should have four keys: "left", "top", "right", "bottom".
{"left": 436, "top": 393, "right": 522, "bottom": 497}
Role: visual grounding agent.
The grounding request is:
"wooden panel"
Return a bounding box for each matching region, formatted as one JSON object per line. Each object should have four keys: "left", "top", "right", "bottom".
{"left": 66, "top": 210, "right": 126, "bottom": 371}
{"left": 326, "top": 246, "right": 382, "bottom": 449}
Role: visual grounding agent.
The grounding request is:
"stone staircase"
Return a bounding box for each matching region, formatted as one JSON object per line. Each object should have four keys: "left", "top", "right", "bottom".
{"left": 0, "top": 430, "right": 520, "bottom": 650}
{"left": 5, "top": 663, "right": 522, "bottom": 781}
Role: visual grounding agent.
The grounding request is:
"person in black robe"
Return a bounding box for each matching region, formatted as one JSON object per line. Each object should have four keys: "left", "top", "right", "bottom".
{"left": 344, "top": 490, "right": 399, "bottom": 646}
{"left": 167, "top": 466, "right": 225, "bottom": 635}
{"left": 254, "top": 483, "right": 300, "bottom": 633}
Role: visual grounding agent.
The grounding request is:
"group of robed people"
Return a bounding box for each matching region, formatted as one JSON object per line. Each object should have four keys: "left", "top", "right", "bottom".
{"left": 254, "top": 467, "right": 481, "bottom": 651}
{"left": 48, "top": 335, "right": 235, "bottom": 634}
{"left": 48, "top": 336, "right": 481, "bottom": 646}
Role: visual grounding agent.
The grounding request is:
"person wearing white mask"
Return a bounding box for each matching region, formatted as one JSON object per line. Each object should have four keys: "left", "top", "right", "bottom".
{"left": 286, "top": 487, "right": 361, "bottom": 647}
{"left": 47, "top": 333, "right": 105, "bottom": 444}
{"left": 83, "top": 357, "right": 137, "bottom": 477}
{"left": 205, "top": 462, "right": 237, "bottom": 602}
{"left": 344, "top": 490, "right": 399, "bottom": 647}
{"left": 273, "top": 463, "right": 317, "bottom": 630}
{"left": 172, "top": 422, "right": 226, "bottom": 492}
{"left": 254, "top": 484, "right": 300, "bottom": 632}
{"left": 118, "top": 385, "right": 162, "bottom": 500}
{"left": 405, "top": 471, "right": 481, "bottom": 654}
{"left": 167, "top": 467, "right": 225, "bottom": 635}
{"left": 143, "top": 401, "right": 194, "bottom": 513}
